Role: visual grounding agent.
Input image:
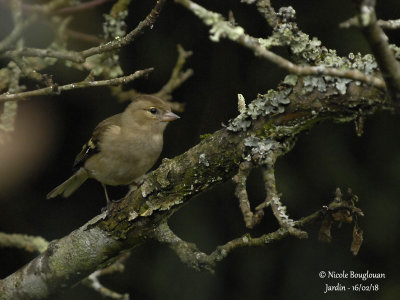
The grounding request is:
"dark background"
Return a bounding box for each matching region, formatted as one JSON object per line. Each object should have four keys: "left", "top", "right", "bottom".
{"left": 1, "top": 0, "right": 400, "bottom": 299}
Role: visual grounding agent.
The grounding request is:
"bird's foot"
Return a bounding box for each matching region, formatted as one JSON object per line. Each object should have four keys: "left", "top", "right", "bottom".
{"left": 101, "top": 197, "right": 124, "bottom": 213}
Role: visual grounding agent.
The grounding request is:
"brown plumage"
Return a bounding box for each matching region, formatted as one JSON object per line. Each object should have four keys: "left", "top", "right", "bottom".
{"left": 47, "top": 95, "right": 180, "bottom": 202}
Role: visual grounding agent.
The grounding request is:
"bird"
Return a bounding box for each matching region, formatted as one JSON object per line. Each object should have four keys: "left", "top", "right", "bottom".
{"left": 47, "top": 94, "right": 180, "bottom": 205}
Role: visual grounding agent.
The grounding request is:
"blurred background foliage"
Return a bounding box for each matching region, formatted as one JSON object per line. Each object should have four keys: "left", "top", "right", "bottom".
{"left": 1, "top": 0, "right": 400, "bottom": 299}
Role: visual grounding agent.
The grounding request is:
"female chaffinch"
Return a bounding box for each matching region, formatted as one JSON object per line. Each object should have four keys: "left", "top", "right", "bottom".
{"left": 47, "top": 95, "right": 180, "bottom": 204}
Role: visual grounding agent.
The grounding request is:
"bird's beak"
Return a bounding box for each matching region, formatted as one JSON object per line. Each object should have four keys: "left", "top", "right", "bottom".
{"left": 161, "top": 111, "right": 180, "bottom": 122}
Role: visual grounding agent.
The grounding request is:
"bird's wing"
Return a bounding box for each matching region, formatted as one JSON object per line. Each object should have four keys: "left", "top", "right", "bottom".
{"left": 73, "top": 113, "right": 122, "bottom": 170}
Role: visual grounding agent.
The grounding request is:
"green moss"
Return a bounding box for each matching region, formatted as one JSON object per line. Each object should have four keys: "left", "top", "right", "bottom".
{"left": 200, "top": 133, "right": 212, "bottom": 140}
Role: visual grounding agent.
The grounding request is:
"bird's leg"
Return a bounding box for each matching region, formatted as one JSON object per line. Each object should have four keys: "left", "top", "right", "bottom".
{"left": 101, "top": 183, "right": 114, "bottom": 212}
{"left": 102, "top": 183, "right": 110, "bottom": 204}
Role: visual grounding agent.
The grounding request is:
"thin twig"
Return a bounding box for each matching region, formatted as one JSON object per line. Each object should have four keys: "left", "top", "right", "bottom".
{"left": 54, "top": 0, "right": 114, "bottom": 15}
{"left": 232, "top": 161, "right": 257, "bottom": 228}
{"left": 65, "top": 29, "right": 104, "bottom": 44}
{"left": 241, "top": 0, "right": 280, "bottom": 28}
{"left": 1, "top": 1, "right": 165, "bottom": 68}
{"left": 2, "top": 47, "right": 85, "bottom": 63}
{"left": 340, "top": 16, "right": 400, "bottom": 30}
{"left": 80, "top": 0, "right": 166, "bottom": 58}
{"left": 0, "top": 68, "right": 153, "bottom": 102}
{"left": 378, "top": 19, "right": 400, "bottom": 30}
{"left": 153, "top": 44, "right": 194, "bottom": 101}
{"left": 20, "top": 0, "right": 73, "bottom": 14}
{"left": 83, "top": 253, "right": 131, "bottom": 300}
{"left": 355, "top": 0, "right": 400, "bottom": 100}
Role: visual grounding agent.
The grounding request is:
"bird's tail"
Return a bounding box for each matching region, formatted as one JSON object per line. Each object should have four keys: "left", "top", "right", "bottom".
{"left": 46, "top": 168, "right": 88, "bottom": 199}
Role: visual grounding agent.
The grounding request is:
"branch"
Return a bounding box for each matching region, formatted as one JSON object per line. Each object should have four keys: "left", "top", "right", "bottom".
{"left": 340, "top": 16, "right": 400, "bottom": 30}
{"left": 0, "top": 69, "right": 390, "bottom": 298}
{"left": 0, "top": 232, "right": 49, "bottom": 253}
{"left": 355, "top": 0, "right": 400, "bottom": 100}
{"left": 0, "top": 62, "right": 21, "bottom": 143}
{"left": 0, "top": 68, "right": 153, "bottom": 102}
{"left": 241, "top": 0, "right": 280, "bottom": 28}
{"left": 154, "top": 210, "right": 321, "bottom": 273}
{"left": 232, "top": 161, "right": 259, "bottom": 228}
{"left": 2, "top": 47, "right": 85, "bottom": 63}
{"left": 54, "top": 0, "right": 114, "bottom": 15}
{"left": 152, "top": 45, "right": 194, "bottom": 103}
{"left": 83, "top": 253, "right": 131, "bottom": 300}
{"left": 80, "top": 0, "right": 166, "bottom": 59}
{"left": 377, "top": 19, "right": 400, "bottom": 30}
{"left": 0, "top": 0, "right": 165, "bottom": 67}
{"left": 175, "top": 0, "right": 386, "bottom": 90}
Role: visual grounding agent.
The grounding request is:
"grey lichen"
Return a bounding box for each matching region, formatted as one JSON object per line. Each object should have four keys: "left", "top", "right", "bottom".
{"left": 141, "top": 180, "right": 155, "bottom": 198}
{"left": 103, "top": 11, "right": 128, "bottom": 40}
{"left": 209, "top": 21, "right": 244, "bottom": 42}
{"left": 188, "top": 0, "right": 244, "bottom": 42}
{"left": 303, "top": 52, "right": 379, "bottom": 95}
{"left": 243, "top": 136, "right": 280, "bottom": 163}
{"left": 283, "top": 74, "right": 298, "bottom": 86}
{"left": 237, "top": 94, "right": 246, "bottom": 113}
{"left": 84, "top": 54, "right": 123, "bottom": 78}
{"left": 271, "top": 195, "right": 295, "bottom": 227}
{"left": 227, "top": 89, "right": 291, "bottom": 132}
{"left": 389, "top": 44, "right": 400, "bottom": 60}
{"left": 303, "top": 76, "right": 326, "bottom": 93}
{"left": 198, "top": 153, "right": 210, "bottom": 167}
{"left": 277, "top": 6, "right": 296, "bottom": 22}
{"left": 267, "top": 21, "right": 323, "bottom": 62}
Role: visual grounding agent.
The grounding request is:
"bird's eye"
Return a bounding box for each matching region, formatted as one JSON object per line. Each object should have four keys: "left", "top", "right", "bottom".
{"left": 149, "top": 107, "right": 158, "bottom": 114}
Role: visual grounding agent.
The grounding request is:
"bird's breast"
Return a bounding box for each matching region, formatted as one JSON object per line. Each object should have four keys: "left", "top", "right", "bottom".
{"left": 85, "top": 132, "right": 163, "bottom": 186}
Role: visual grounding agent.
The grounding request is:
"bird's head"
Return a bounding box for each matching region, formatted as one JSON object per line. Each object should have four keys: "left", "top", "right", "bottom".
{"left": 123, "top": 95, "right": 180, "bottom": 131}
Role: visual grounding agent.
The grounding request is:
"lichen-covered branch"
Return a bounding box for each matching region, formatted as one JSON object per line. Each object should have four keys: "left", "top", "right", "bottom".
{"left": 0, "top": 232, "right": 49, "bottom": 254}
{"left": 83, "top": 253, "right": 131, "bottom": 300}
{"left": 0, "top": 61, "right": 21, "bottom": 143}
{"left": 232, "top": 161, "right": 259, "bottom": 228}
{"left": 0, "top": 68, "right": 153, "bottom": 102}
{"left": 154, "top": 210, "right": 321, "bottom": 273}
{"left": 174, "top": 0, "right": 385, "bottom": 89}
{"left": 0, "top": 0, "right": 166, "bottom": 105}
{"left": 2, "top": 47, "right": 85, "bottom": 64}
{"left": 262, "top": 164, "right": 307, "bottom": 239}
{"left": 241, "top": 0, "right": 282, "bottom": 28}
{"left": 340, "top": 16, "right": 400, "bottom": 30}
{"left": 0, "top": 66, "right": 390, "bottom": 298}
{"left": 80, "top": 0, "right": 166, "bottom": 59}
{"left": 355, "top": 0, "right": 400, "bottom": 100}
